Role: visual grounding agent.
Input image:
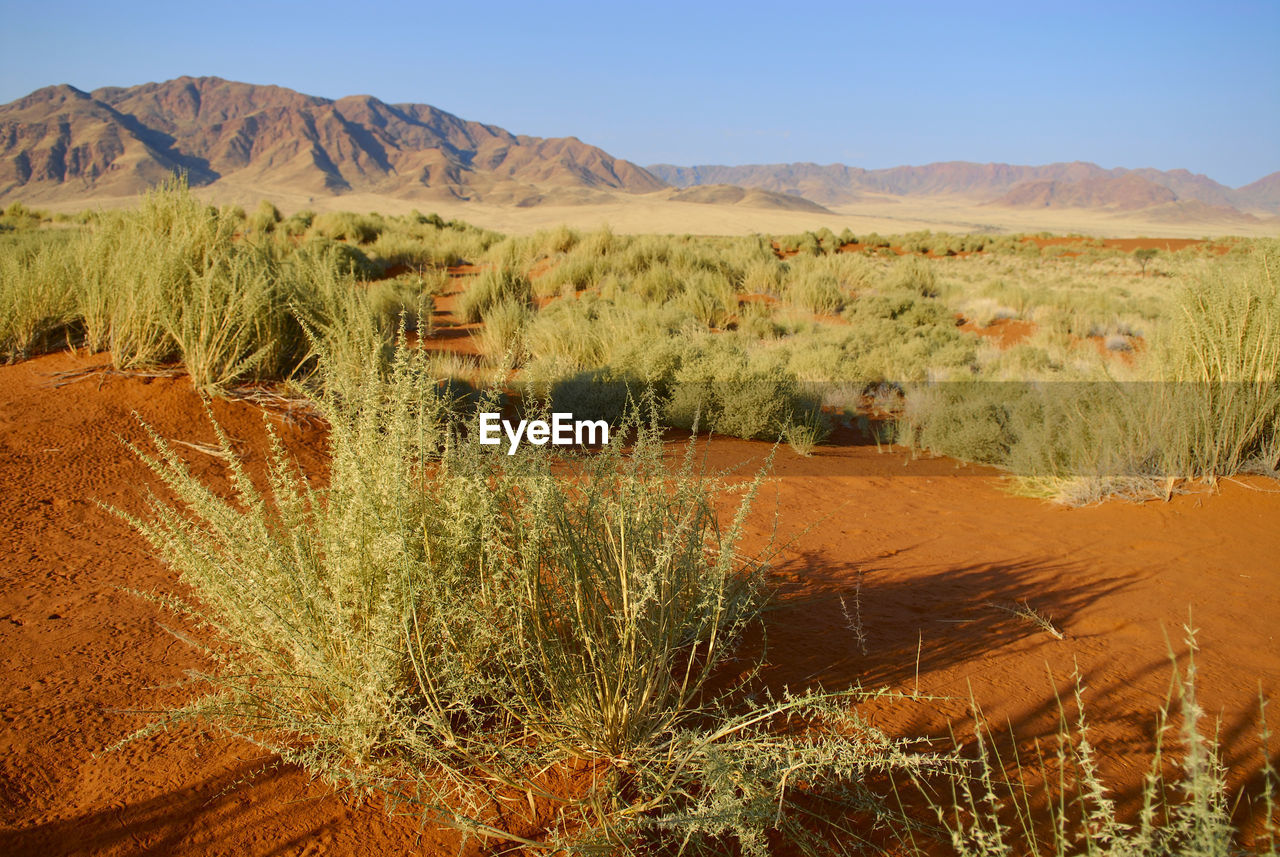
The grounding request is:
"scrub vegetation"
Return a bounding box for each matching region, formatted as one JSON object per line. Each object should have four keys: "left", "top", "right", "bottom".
{"left": 119, "top": 337, "right": 946, "bottom": 853}
{"left": 2, "top": 181, "right": 1278, "bottom": 852}
{"left": 4, "top": 183, "right": 1275, "bottom": 501}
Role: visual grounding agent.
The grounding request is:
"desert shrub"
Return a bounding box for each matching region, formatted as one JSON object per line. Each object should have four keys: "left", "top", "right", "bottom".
{"left": 456, "top": 266, "right": 531, "bottom": 324}
{"left": 280, "top": 208, "right": 315, "bottom": 237}
{"left": 827, "top": 290, "right": 975, "bottom": 382}
{"left": 474, "top": 296, "right": 530, "bottom": 368}
{"left": 784, "top": 397, "right": 834, "bottom": 456}
{"left": 310, "top": 211, "right": 385, "bottom": 244}
{"left": 0, "top": 184, "right": 509, "bottom": 391}
{"left": 958, "top": 296, "right": 1018, "bottom": 326}
{"left": 368, "top": 231, "right": 453, "bottom": 270}
{"left": 157, "top": 239, "right": 301, "bottom": 394}
{"left": 794, "top": 231, "right": 823, "bottom": 256}
{"left": 578, "top": 223, "right": 618, "bottom": 257}
{"left": 784, "top": 267, "right": 846, "bottom": 314}
{"left": 543, "top": 367, "right": 638, "bottom": 424}
{"left": 737, "top": 299, "right": 783, "bottom": 339}
{"left": 73, "top": 178, "right": 245, "bottom": 370}
{"left": 927, "top": 628, "right": 1278, "bottom": 857}
{"left": 0, "top": 232, "right": 78, "bottom": 360}
{"left": 541, "top": 253, "right": 602, "bottom": 294}
{"left": 676, "top": 270, "right": 737, "bottom": 328}
{"left": 282, "top": 243, "right": 389, "bottom": 393}
{"left": 399, "top": 217, "right": 503, "bottom": 267}
{"left": 589, "top": 313, "right": 689, "bottom": 392}
{"left": 59, "top": 180, "right": 392, "bottom": 392}
{"left": 900, "top": 375, "right": 1191, "bottom": 504}
{"left": 522, "top": 297, "right": 608, "bottom": 374}
{"left": 860, "top": 232, "right": 890, "bottom": 249}
{"left": 539, "top": 224, "right": 580, "bottom": 255}
{"left": 0, "top": 201, "right": 46, "bottom": 232}
{"left": 631, "top": 265, "right": 682, "bottom": 303}
{"left": 814, "top": 226, "right": 840, "bottom": 254}
{"left": 846, "top": 290, "right": 952, "bottom": 328}
{"left": 741, "top": 258, "right": 784, "bottom": 295}
{"left": 304, "top": 235, "right": 384, "bottom": 278}
{"left": 1155, "top": 240, "right": 1280, "bottom": 478}
{"left": 665, "top": 346, "right": 825, "bottom": 441}
{"left": 119, "top": 339, "right": 937, "bottom": 851}
{"left": 367, "top": 275, "right": 439, "bottom": 336}
{"left": 248, "top": 200, "right": 282, "bottom": 234}
{"left": 899, "top": 230, "right": 935, "bottom": 254}
{"left": 887, "top": 255, "right": 939, "bottom": 297}
{"left": 901, "top": 241, "right": 1280, "bottom": 502}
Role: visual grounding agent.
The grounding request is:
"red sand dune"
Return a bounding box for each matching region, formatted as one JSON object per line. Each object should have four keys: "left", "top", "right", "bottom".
{"left": 1, "top": 351, "right": 1277, "bottom": 854}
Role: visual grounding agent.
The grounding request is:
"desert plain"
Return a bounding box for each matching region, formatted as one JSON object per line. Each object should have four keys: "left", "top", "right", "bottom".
{"left": 0, "top": 75, "right": 1278, "bottom": 856}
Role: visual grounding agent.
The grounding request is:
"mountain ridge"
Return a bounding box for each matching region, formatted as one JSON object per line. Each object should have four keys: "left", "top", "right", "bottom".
{"left": 0, "top": 76, "right": 666, "bottom": 204}
{"left": 3, "top": 76, "right": 1274, "bottom": 226}
{"left": 646, "top": 161, "right": 1280, "bottom": 215}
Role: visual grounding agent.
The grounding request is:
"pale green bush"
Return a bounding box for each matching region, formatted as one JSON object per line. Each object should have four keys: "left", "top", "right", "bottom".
{"left": 119, "top": 339, "right": 936, "bottom": 852}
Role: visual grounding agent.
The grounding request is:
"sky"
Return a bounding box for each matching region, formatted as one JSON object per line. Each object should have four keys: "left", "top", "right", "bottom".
{"left": 1, "top": 0, "right": 1276, "bottom": 187}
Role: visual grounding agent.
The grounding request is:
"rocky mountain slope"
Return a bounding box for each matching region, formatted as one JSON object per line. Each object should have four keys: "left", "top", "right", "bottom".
{"left": 0, "top": 76, "right": 666, "bottom": 205}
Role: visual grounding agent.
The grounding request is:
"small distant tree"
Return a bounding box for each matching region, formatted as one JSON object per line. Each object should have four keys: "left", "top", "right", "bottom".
{"left": 1134, "top": 247, "right": 1158, "bottom": 276}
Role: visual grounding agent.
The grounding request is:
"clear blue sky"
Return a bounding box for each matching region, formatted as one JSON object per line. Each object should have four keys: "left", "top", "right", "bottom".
{"left": 2, "top": 1, "right": 1276, "bottom": 186}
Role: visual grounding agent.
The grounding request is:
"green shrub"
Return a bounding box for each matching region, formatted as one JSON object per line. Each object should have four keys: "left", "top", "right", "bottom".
{"left": 311, "top": 211, "right": 385, "bottom": 244}
{"left": 665, "top": 348, "right": 821, "bottom": 441}
{"left": 157, "top": 239, "right": 300, "bottom": 394}
{"left": 75, "top": 178, "right": 244, "bottom": 370}
{"left": 118, "top": 339, "right": 936, "bottom": 851}
{"left": 522, "top": 297, "right": 609, "bottom": 373}
{"left": 367, "top": 277, "right": 438, "bottom": 336}
{"left": 737, "top": 300, "right": 783, "bottom": 339}
{"left": 248, "top": 199, "right": 282, "bottom": 233}
{"left": 541, "top": 253, "right": 602, "bottom": 294}
{"left": 676, "top": 270, "right": 737, "bottom": 328}
{"left": 741, "top": 259, "right": 784, "bottom": 295}
{"left": 474, "top": 296, "right": 530, "bottom": 368}
{"left": 900, "top": 241, "right": 1280, "bottom": 502}
{"left": 1157, "top": 240, "right": 1280, "bottom": 478}
{"left": 0, "top": 201, "right": 46, "bottom": 231}
{"left": 887, "top": 255, "right": 939, "bottom": 297}
{"left": 784, "top": 268, "right": 846, "bottom": 314}
{"left": 544, "top": 367, "right": 638, "bottom": 424}
{"left": 0, "top": 233, "right": 77, "bottom": 360}
{"left": 456, "top": 266, "right": 532, "bottom": 324}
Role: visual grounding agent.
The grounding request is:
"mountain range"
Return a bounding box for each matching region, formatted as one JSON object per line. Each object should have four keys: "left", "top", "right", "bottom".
{"left": 646, "top": 162, "right": 1280, "bottom": 219}
{"left": 0, "top": 76, "right": 664, "bottom": 206}
{"left": 1, "top": 76, "right": 1276, "bottom": 225}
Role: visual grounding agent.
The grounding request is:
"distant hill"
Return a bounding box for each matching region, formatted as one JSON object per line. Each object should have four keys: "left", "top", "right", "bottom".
{"left": 984, "top": 174, "right": 1271, "bottom": 224}
{"left": 667, "top": 184, "right": 830, "bottom": 213}
{"left": 647, "top": 161, "right": 1280, "bottom": 216}
{"left": 0, "top": 76, "right": 667, "bottom": 205}
{"left": 990, "top": 175, "right": 1177, "bottom": 210}
{"left": 1237, "top": 171, "right": 1280, "bottom": 210}
{"left": 649, "top": 163, "right": 872, "bottom": 206}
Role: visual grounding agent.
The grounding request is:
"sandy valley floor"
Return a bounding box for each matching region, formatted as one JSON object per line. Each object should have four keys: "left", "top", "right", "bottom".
{"left": 1, "top": 346, "right": 1277, "bottom": 855}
